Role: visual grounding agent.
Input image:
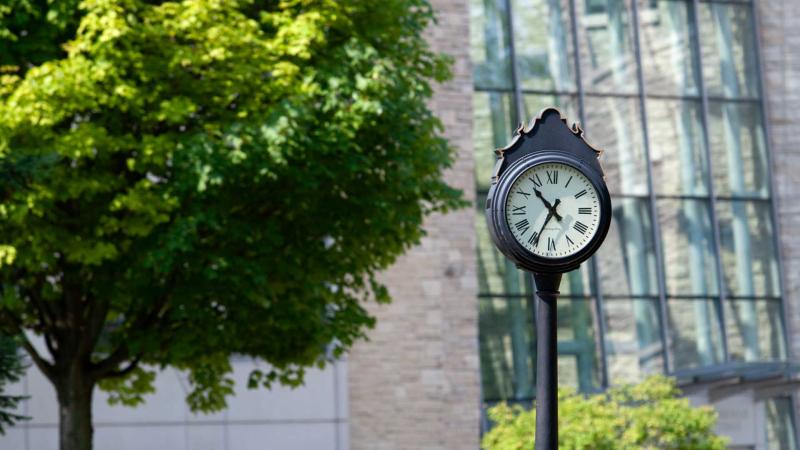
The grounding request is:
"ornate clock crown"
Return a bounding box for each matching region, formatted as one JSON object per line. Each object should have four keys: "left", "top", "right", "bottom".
{"left": 491, "top": 107, "right": 605, "bottom": 184}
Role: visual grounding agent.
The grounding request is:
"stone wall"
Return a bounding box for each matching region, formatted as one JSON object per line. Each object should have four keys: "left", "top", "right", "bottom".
{"left": 757, "top": 0, "right": 800, "bottom": 360}
{"left": 346, "top": 0, "right": 481, "bottom": 448}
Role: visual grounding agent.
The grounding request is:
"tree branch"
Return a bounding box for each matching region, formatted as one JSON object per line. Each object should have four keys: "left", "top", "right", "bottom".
{"left": 103, "top": 355, "right": 142, "bottom": 379}
{"left": 90, "top": 343, "right": 129, "bottom": 378}
{"left": 17, "top": 330, "right": 56, "bottom": 383}
{"left": 90, "top": 274, "right": 176, "bottom": 379}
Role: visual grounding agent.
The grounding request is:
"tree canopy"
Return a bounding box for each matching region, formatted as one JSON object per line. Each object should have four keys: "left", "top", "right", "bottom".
{"left": 0, "top": 0, "right": 461, "bottom": 448}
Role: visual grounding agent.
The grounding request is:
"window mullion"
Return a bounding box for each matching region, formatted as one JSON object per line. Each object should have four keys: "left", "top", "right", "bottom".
{"left": 749, "top": 0, "right": 792, "bottom": 362}
{"left": 690, "top": 0, "right": 731, "bottom": 363}
{"left": 629, "top": 0, "right": 672, "bottom": 373}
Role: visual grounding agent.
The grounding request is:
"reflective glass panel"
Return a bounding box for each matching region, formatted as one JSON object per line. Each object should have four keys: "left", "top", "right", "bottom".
{"left": 471, "top": 0, "right": 514, "bottom": 90}
{"left": 666, "top": 298, "right": 724, "bottom": 370}
{"left": 708, "top": 100, "right": 769, "bottom": 197}
{"left": 563, "top": 265, "right": 595, "bottom": 298}
{"left": 658, "top": 199, "right": 720, "bottom": 296}
{"left": 477, "top": 208, "right": 534, "bottom": 297}
{"left": 523, "top": 94, "right": 578, "bottom": 124}
{"left": 725, "top": 299, "right": 786, "bottom": 362}
{"left": 511, "top": 0, "right": 576, "bottom": 91}
{"left": 647, "top": 99, "right": 709, "bottom": 196}
{"left": 474, "top": 92, "right": 515, "bottom": 191}
{"left": 698, "top": 2, "right": 759, "bottom": 99}
{"left": 480, "top": 297, "right": 601, "bottom": 401}
{"left": 766, "top": 397, "right": 798, "bottom": 450}
{"left": 557, "top": 298, "right": 602, "bottom": 391}
{"left": 575, "top": 0, "right": 638, "bottom": 94}
{"left": 639, "top": 0, "right": 700, "bottom": 96}
{"left": 717, "top": 200, "right": 781, "bottom": 298}
{"left": 597, "top": 197, "right": 659, "bottom": 297}
{"left": 583, "top": 95, "right": 649, "bottom": 195}
{"left": 603, "top": 298, "right": 664, "bottom": 384}
{"left": 479, "top": 297, "right": 535, "bottom": 400}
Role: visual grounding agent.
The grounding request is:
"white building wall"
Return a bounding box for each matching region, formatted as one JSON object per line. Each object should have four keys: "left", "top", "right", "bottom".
{"left": 0, "top": 358, "right": 348, "bottom": 450}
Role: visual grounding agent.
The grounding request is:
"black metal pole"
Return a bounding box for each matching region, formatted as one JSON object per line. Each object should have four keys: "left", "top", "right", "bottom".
{"left": 533, "top": 272, "right": 562, "bottom": 450}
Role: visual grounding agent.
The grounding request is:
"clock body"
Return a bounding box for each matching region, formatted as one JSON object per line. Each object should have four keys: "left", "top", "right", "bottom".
{"left": 486, "top": 151, "right": 611, "bottom": 273}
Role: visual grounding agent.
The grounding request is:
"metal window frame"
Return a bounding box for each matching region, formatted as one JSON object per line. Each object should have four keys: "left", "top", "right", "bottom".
{"left": 629, "top": 0, "right": 673, "bottom": 372}
{"left": 689, "top": 0, "right": 732, "bottom": 363}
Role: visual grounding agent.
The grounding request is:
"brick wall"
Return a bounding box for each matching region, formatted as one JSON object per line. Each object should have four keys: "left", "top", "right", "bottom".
{"left": 347, "top": 0, "right": 481, "bottom": 448}
{"left": 756, "top": 0, "right": 800, "bottom": 360}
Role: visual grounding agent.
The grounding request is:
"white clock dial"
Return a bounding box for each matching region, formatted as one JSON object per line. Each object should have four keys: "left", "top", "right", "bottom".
{"left": 504, "top": 162, "right": 601, "bottom": 259}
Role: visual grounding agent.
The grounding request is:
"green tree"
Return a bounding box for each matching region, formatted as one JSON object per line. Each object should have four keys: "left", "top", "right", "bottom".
{"left": 0, "top": 336, "right": 27, "bottom": 434}
{"left": 482, "top": 376, "right": 728, "bottom": 450}
{"left": 0, "top": 1, "right": 462, "bottom": 449}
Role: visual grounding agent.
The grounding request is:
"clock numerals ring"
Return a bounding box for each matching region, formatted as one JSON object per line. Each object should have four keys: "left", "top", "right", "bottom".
{"left": 485, "top": 151, "right": 612, "bottom": 274}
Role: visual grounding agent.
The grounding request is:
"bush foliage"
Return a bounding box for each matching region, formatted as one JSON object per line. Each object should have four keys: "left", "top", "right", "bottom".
{"left": 482, "top": 376, "right": 728, "bottom": 450}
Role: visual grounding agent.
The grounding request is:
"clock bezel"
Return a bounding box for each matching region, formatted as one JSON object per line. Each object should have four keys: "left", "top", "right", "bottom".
{"left": 487, "top": 151, "right": 612, "bottom": 274}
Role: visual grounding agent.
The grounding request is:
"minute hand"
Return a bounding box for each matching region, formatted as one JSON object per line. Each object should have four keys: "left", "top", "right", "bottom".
{"left": 534, "top": 188, "right": 563, "bottom": 221}
{"left": 533, "top": 199, "right": 561, "bottom": 247}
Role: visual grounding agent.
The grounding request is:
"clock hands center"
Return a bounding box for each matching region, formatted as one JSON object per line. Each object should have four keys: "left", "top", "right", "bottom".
{"left": 533, "top": 199, "right": 561, "bottom": 247}
{"left": 533, "top": 188, "right": 563, "bottom": 221}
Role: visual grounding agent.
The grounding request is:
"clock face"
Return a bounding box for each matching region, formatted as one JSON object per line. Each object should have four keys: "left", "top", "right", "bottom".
{"left": 504, "top": 162, "right": 602, "bottom": 259}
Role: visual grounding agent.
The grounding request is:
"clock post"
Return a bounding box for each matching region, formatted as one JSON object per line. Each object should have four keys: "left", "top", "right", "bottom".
{"left": 484, "top": 108, "right": 611, "bottom": 450}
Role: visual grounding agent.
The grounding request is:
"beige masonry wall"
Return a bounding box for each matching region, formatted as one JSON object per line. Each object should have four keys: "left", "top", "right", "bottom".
{"left": 757, "top": 0, "right": 800, "bottom": 360}
{"left": 347, "top": 0, "right": 481, "bottom": 449}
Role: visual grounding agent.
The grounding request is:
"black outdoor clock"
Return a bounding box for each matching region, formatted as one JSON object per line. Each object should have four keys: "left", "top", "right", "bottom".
{"left": 485, "top": 107, "right": 611, "bottom": 274}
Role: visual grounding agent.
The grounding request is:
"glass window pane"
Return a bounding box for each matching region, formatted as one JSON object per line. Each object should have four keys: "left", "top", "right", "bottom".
{"left": 647, "top": 99, "right": 709, "bottom": 196}
{"left": 639, "top": 0, "right": 700, "bottom": 96}
{"left": 603, "top": 298, "right": 664, "bottom": 384}
{"left": 474, "top": 91, "right": 515, "bottom": 191}
{"left": 698, "top": 2, "right": 759, "bottom": 99}
{"left": 471, "top": 0, "right": 514, "bottom": 90}
{"left": 658, "top": 199, "right": 720, "bottom": 296}
{"left": 766, "top": 397, "right": 798, "bottom": 450}
{"left": 597, "top": 197, "right": 659, "bottom": 297}
{"left": 717, "top": 200, "right": 781, "bottom": 298}
{"left": 477, "top": 209, "right": 534, "bottom": 297}
{"left": 575, "top": 0, "right": 638, "bottom": 94}
{"left": 557, "top": 298, "right": 602, "bottom": 391}
{"left": 479, "top": 297, "right": 535, "bottom": 400}
{"left": 511, "top": 0, "right": 576, "bottom": 91}
{"left": 725, "top": 299, "right": 786, "bottom": 362}
{"left": 708, "top": 100, "right": 769, "bottom": 197}
{"left": 666, "top": 298, "right": 724, "bottom": 371}
{"left": 523, "top": 94, "right": 578, "bottom": 124}
{"left": 583, "top": 96, "right": 649, "bottom": 195}
{"left": 479, "top": 297, "right": 602, "bottom": 400}
{"left": 561, "top": 264, "right": 594, "bottom": 298}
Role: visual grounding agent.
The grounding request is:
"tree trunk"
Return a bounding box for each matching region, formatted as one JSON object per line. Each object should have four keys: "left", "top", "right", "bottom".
{"left": 56, "top": 365, "right": 95, "bottom": 450}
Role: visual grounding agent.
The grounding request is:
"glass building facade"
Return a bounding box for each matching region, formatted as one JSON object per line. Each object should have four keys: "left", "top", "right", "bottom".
{"left": 471, "top": 0, "right": 795, "bottom": 445}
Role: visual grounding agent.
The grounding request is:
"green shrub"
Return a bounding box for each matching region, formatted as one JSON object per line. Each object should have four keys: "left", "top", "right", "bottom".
{"left": 482, "top": 376, "right": 728, "bottom": 450}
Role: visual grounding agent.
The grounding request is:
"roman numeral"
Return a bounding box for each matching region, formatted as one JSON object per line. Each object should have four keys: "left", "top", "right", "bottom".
{"left": 574, "top": 189, "right": 587, "bottom": 199}
{"left": 528, "top": 231, "right": 539, "bottom": 246}
{"left": 512, "top": 205, "right": 526, "bottom": 215}
{"left": 529, "top": 174, "right": 543, "bottom": 188}
{"left": 564, "top": 176, "right": 573, "bottom": 188}
{"left": 546, "top": 170, "right": 558, "bottom": 184}
{"left": 573, "top": 221, "right": 588, "bottom": 234}
{"left": 517, "top": 190, "right": 531, "bottom": 198}
{"left": 547, "top": 237, "right": 556, "bottom": 251}
{"left": 566, "top": 235, "right": 575, "bottom": 246}
{"left": 515, "top": 219, "right": 530, "bottom": 234}
{"left": 578, "top": 207, "right": 592, "bottom": 215}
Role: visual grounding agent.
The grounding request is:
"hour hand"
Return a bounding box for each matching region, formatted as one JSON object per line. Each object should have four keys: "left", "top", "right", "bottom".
{"left": 534, "top": 188, "right": 562, "bottom": 221}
